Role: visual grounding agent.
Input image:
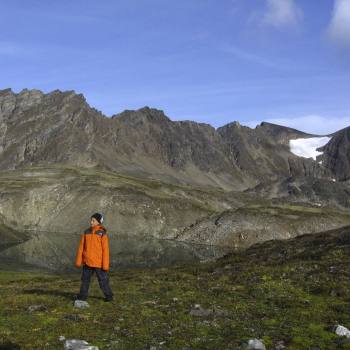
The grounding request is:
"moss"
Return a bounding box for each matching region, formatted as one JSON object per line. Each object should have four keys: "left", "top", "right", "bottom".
{"left": 1, "top": 227, "right": 350, "bottom": 349}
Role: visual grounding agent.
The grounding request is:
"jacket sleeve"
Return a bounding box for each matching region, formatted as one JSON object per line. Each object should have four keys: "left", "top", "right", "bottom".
{"left": 102, "top": 233, "right": 110, "bottom": 271}
{"left": 75, "top": 233, "right": 85, "bottom": 267}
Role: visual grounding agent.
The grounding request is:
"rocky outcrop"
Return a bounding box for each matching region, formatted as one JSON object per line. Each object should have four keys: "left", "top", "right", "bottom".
{"left": 319, "top": 126, "right": 350, "bottom": 181}
{"left": 246, "top": 176, "right": 350, "bottom": 209}
{"left": 175, "top": 204, "right": 350, "bottom": 249}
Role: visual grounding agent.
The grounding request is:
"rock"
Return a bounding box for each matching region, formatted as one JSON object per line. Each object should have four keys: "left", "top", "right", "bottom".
{"left": 189, "top": 306, "right": 212, "bottom": 317}
{"left": 212, "top": 267, "right": 225, "bottom": 275}
{"left": 335, "top": 325, "right": 350, "bottom": 338}
{"left": 64, "top": 339, "right": 98, "bottom": 350}
{"left": 330, "top": 289, "right": 339, "bottom": 297}
{"left": 212, "top": 306, "right": 230, "bottom": 317}
{"left": 320, "top": 126, "right": 350, "bottom": 181}
{"left": 27, "top": 304, "right": 48, "bottom": 312}
{"left": 59, "top": 336, "right": 66, "bottom": 342}
{"left": 74, "top": 300, "right": 90, "bottom": 309}
{"left": 247, "top": 338, "right": 266, "bottom": 350}
{"left": 274, "top": 340, "right": 286, "bottom": 349}
{"left": 189, "top": 305, "right": 229, "bottom": 318}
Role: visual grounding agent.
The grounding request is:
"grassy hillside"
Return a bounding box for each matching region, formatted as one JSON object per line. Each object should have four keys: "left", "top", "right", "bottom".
{"left": 1, "top": 226, "right": 350, "bottom": 349}
{"left": 0, "top": 164, "right": 257, "bottom": 238}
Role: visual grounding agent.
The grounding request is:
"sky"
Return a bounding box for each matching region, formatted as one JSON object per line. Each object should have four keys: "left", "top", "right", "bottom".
{"left": 1, "top": 0, "right": 350, "bottom": 135}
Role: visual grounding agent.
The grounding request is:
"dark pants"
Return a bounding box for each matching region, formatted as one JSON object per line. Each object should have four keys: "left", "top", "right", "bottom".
{"left": 78, "top": 264, "right": 113, "bottom": 299}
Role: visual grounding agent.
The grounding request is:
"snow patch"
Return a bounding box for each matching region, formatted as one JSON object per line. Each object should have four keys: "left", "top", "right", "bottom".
{"left": 289, "top": 136, "right": 331, "bottom": 160}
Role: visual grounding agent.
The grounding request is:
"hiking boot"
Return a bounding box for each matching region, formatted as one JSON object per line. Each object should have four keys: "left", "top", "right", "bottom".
{"left": 104, "top": 296, "right": 113, "bottom": 302}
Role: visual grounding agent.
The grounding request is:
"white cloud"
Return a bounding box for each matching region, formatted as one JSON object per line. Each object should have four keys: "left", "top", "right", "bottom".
{"left": 327, "top": 0, "right": 350, "bottom": 48}
{"left": 242, "top": 114, "right": 350, "bottom": 135}
{"left": 262, "top": 0, "right": 303, "bottom": 28}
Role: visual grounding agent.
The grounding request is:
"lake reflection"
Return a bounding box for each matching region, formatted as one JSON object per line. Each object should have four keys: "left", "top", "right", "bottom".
{"left": 0, "top": 231, "right": 234, "bottom": 273}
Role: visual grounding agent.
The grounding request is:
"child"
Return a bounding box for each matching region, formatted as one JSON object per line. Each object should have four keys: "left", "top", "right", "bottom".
{"left": 75, "top": 212, "right": 114, "bottom": 302}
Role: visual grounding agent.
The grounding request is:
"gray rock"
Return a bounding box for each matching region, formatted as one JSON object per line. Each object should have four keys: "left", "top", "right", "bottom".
{"left": 64, "top": 339, "right": 98, "bottom": 350}
{"left": 74, "top": 300, "right": 90, "bottom": 309}
{"left": 189, "top": 305, "right": 213, "bottom": 317}
{"left": 247, "top": 338, "right": 266, "bottom": 350}
{"left": 189, "top": 304, "right": 230, "bottom": 317}
{"left": 212, "top": 306, "right": 230, "bottom": 317}
{"left": 27, "top": 304, "right": 48, "bottom": 312}
{"left": 335, "top": 325, "right": 350, "bottom": 338}
{"left": 274, "top": 340, "right": 286, "bottom": 350}
{"left": 320, "top": 127, "right": 350, "bottom": 181}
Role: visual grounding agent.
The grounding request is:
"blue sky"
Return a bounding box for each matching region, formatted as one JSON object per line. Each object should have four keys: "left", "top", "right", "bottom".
{"left": 1, "top": 0, "right": 350, "bottom": 135}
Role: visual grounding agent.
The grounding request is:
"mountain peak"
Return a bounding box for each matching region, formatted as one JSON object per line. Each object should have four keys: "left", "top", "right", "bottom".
{"left": 225, "top": 121, "right": 242, "bottom": 128}
{"left": 217, "top": 120, "right": 253, "bottom": 134}
{"left": 257, "top": 121, "right": 290, "bottom": 129}
{"left": 256, "top": 121, "right": 315, "bottom": 137}
{"left": 111, "top": 106, "right": 171, "bottom": 123}
{"left": 19, "top": 88, "right": 44, "bottom": 95}
{"left": 0, "top": 88, "right": 14, "bottom": 95}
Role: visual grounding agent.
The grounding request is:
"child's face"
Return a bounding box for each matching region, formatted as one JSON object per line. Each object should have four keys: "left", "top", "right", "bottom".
{"left": 90, "top": 217, "right": 100, "bottom": 227}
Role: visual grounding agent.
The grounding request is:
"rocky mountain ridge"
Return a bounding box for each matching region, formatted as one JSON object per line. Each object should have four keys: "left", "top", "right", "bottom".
{"left": 1, "top": 88, "right": 349, "bottom": 192}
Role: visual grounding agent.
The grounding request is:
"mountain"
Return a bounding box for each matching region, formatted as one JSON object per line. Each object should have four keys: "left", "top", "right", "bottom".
{"left": 1, "top": 88, "right": 348, "bottom": 191}
{"left": 0, "top": 87, "right": 349, "bottom": 270}
{"left": 217, "top": 121, "right": 332, "bottom": 182}
{"left": 0, "top": 88, "right": 247, "bottom": 191}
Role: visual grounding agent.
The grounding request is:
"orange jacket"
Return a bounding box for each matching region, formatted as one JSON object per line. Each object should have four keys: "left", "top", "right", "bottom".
{"left": 75, "top": 224, "right": 110, "bottom": 271}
